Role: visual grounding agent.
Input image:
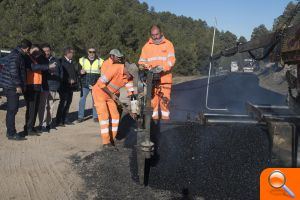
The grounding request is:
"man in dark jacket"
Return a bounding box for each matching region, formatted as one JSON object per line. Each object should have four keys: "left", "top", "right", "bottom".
{"left": 56, "top": 47, "right": 77, "bottom": 126}
{"left": 77, "top": 48, "right": 104, "bottom": 123}
{"left": 0, "top": 39, "right": 30, "bottom": 140}
{"left": 23, "top": 45, "right": 57, "bottom": 136}
{"left": 37, "top": 44, "right": 63, "bottom": 132}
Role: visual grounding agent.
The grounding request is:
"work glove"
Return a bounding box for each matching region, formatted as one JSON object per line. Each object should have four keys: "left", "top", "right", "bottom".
{"left": 151, "top": 65, "right": 163, "bottom": 74}
{"left": 88, "top": 85, "right": 93, "bottom": 90}
{"left": 138, "top": 64, "right": 145, "bottom": 71}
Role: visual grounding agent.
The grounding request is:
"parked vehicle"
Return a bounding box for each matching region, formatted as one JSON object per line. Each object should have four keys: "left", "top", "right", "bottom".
{"left": 230, "top": 61, "right": 239, "bottom": 72}
{"left": 0, "top": 49, "right": 11, "bottom": 58}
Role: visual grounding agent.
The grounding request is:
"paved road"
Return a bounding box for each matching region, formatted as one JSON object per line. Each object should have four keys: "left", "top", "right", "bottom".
{"left": 148, "top": 73, "right": 286, "bottom": 199}
{"left": 77, "top": 73, "right": 286, "bottom": 200}
{"left": 171, "top": 73, "right": 286, "bottom": 121}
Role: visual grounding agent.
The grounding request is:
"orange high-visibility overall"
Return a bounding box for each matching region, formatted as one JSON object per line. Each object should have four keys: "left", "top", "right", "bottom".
{"left": 92, "top": 58, "right": 134, "bottom": 144}
{"left": 138, "top": 37, "right": 176, "bottom": 120}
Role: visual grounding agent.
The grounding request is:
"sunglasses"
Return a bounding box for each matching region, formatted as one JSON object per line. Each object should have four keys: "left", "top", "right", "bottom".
{"left": 89, "top": 51, "right": 96, "bottom": 53}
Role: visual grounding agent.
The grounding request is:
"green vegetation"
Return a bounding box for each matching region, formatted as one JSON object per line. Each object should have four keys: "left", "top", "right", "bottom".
{"left": 0, "top": 0, "right": 239, "bottom": 75}
{"left": 0, "top": 0, "right": 297, "bottom": 75}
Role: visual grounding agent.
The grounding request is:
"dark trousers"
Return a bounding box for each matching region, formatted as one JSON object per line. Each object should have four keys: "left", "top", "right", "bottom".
{"left": 56, "top": 90, "right": 73, "bottom": 124}
{"left": 24, "top": 90, "right": 40, "bottom": 131}
{"left": 4, "top": 89, "right": 19, "bottom": 136}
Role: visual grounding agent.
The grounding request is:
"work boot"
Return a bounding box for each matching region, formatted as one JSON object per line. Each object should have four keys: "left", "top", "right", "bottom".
{"left": 31, "top": 127, "right": 42, "bottom": 134}
{"left": 14, "top": 134, "right": 27, "bottom": 141}
{"left": 36, "top": 126, "right": 43, "bottom": 133}
{"left": 103, "top": 143, "right": 113, "bottom": 149}
{"left": 49, "top": 123, "right": 57, "bottom": 130}
{"left": 76, "top": 118, "right": 84, "bottom": 123}
{"left": 57, "top": 122, "right": 65, "bottom": 127}
{"left": 27, "top": 129, "right": 41, "bottom": 136}
{"left": 102, "top": 143, "right": 119, "bottom": 151}
{"left": 113, "top": 139, "right": 124, "bottom": 147}
{"left": 64, "top": 120, "right": 74, "bottom": 125}
{"left": 6, "top": 133, "right": 16, "bottom": 140}
{"left": 44, "top": 125, "right": 51, "bottom": 133}
{"left": 19, "top": 131, "right": 28, "bottom": 138}
{"left": 7, "top": 134, "right": 27, "bottom": 141}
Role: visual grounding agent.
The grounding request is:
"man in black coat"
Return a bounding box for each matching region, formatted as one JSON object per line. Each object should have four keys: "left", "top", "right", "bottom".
{"left": 56, "top": 47, "right": 77, "bottom": 126}
{"left": 23, "top": 45, "right": 57, "bottom": 136}
{"left": 37, "top": 44, "right": 63, "bottom": 132}
{"left": 0, "top": 39, "right": 31, "bottom": 140}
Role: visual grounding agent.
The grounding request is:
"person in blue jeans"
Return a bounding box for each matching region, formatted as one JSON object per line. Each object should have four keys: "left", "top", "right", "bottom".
{"left": 77, "top": 48, "right": 104, "bottom": 123}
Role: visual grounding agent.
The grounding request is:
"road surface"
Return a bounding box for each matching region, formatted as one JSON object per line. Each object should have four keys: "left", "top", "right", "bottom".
{"left": 76, "top": 73, "right": 286, "bottom": 200}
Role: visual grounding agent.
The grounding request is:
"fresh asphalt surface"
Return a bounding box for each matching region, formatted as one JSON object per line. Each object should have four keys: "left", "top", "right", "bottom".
{"left": 75, "top": 73, "right": 286, "bottom": 200}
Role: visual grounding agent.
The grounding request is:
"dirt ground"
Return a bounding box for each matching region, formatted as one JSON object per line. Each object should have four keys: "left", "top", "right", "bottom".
{"left": 0, "top": 76, "right": 201, "bottom": 200}
{"left": 0, "top": 91, "right": 102, "bottom": 200}
{"left": 0, "top": 73, "right": 285, "bottom": 200}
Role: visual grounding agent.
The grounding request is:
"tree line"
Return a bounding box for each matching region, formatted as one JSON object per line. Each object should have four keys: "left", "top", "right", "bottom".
{"left": 0, "top": 0, "right": 297, "bottom": 75}
{"left": 0, "top": 0, "right": 240, "bottom": 75}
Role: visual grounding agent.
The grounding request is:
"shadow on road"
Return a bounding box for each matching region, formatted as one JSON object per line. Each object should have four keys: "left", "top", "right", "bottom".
{"left": 74, "top": 73, "right": 283, "bottom": 199}
{"left": 146, "top": 123, "right": 270, "bottom": 199}
{"left": 171, "top": 73, "right": 286, "bottom": 121}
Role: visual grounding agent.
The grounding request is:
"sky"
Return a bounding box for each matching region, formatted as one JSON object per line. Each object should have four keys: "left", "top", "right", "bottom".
{"left": 139, "top": 0, "right": 296, "bottom": 40}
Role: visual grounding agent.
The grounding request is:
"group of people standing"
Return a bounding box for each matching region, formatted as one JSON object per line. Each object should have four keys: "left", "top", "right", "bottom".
{"left": 1, "top": 25, "right": 176, "bottom": 148}
{"left": 1, "top": 40, "right": 79, "bottom": 140}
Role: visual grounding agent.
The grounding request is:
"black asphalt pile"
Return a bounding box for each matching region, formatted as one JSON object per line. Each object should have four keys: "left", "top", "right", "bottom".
{"left": 74, "top": 123, "right": 270, "bottom": 200}
{"left": 73, "top": 74, "right": 281, "bottom": 200}
{"left": 148, "top": 123, "right": 270, "bottom": 199}
{"left": 74, "top": 144, "right": 176, "bottom": 200}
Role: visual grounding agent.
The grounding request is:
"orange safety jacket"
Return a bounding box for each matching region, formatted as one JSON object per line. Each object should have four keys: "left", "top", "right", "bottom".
{"left": 26, "top": 55, "right": 42, "bottom": 85}
{"left": 94, "top": 59, "right": 134, "bottom": 99}
{"left": 138, "top": 37, "right": 176, "bottom": 84}
{"left": 26, "top": 71, "right": 42, "bottom": 85}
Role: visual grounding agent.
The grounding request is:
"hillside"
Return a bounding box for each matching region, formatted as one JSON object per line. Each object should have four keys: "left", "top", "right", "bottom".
{"left": 0, "top": 0, "right": 238, "bottom": 75}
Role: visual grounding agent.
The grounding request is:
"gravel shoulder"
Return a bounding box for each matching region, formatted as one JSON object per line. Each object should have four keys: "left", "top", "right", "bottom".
{"left": 0, "top": 73, "right": 280, "bottom": 200}
{"left": 0, "top": 92, "right": 101, "bottom": 200}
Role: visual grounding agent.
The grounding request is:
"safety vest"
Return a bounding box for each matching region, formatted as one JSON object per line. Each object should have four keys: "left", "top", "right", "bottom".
{"left": 94, "top": 61, "right": 134, "bottom": 99}
{"left": 26, "top": 70, "right": 42, "bottom": 85}
{"left": 100, "top": 64, "right": 126, "bottom": 94}
{"left": 26, "top": 55, "right": 42, "bottom": 85}
{"left": 138, "top": 37, "right": 176, "bottom": 84}
{"left": 79, "top": 57, "right": 104, "bottom": 74}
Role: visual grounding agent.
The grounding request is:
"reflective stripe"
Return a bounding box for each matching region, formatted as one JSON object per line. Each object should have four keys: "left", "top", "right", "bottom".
{"left": 108, "top": 83, "right": 121, "bottom": 91}
{"left": 125, "top": 82, "right": 133, "bottom": 87}
{"left": 152, "top": 111, "right": 159, "bottom": 117}
{"left": 168, "top": 61, "right": 173, "bottom": 67}
{"left": 139, "top": 58, "right": 148, "bottom": 62}
{"left": 81, "top": 58, "right": 101, "bottom": 74}
{"left": 167, "top": 53, "right": 175, "bottom": 58}
{"left": 161, "top": 111, "right": 170, "bottom": 117}
{"left": 127, "top": 88, "right": 134, "bottom": 92}
{"left": 148, "top": 56, "right": 167, "bottom": 62}
{"left": 98, "top": 58, "right": 104, "bottom": 68}
{"left": 100, "top": 75, "right": 108, "bottom": 83}
{"left": 101, "top": 128, "right": 109, "bottom": 134}
{"left": 100, "top": 120, "right": 109, "bottom": 125}
{"left": 111, "top": 119, "right": 119, "bottom": 124}
{"left": 88, "top": 69, "right": 101, "bottom": 74}
{"left": 112, "top": 127, "right": 118, "bottom": 132}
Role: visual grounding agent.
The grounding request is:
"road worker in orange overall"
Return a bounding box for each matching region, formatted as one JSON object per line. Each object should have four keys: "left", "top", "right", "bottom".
{"left": 92, "top": 49, "right": 134, "bottom": 148}
{"left": 138, "top": 25, "right": 176, "bottom": 120}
